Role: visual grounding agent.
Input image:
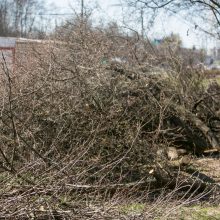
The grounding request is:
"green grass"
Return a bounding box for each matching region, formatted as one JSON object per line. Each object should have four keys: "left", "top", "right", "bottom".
{"left": 178, "top": 205, "right": 220, "bottom": 220}
{"left": 120, "top": 203, "right": 145, "bottom": 214}
{"left": 203, "top": 77, "right": 220, "bottom": 88}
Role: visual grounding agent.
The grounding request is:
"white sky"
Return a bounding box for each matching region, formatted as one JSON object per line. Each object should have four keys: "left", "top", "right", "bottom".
{"left": 46, "top": 0, "right": 215, "bottom": 49}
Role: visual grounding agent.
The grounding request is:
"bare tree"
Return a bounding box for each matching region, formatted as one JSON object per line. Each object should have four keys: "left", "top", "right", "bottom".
{"left": 13, "top": 0, "right": 45, "bottom": 37}
{"left": 0, "top": 0, "right": 12, "bottom": 36}
{"left": 0, "top": 0, "right": 45, "bottom": 37}
{"left": 124, "top": 0, "right": 220, "bottom": 38}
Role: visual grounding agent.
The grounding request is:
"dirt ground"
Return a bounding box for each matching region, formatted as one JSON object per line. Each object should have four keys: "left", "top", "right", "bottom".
{"left": 193, "top": 157, "right": 220, "bottom": 183}
{"left": 166, "top": 156, "right": 220, "bottom": 220}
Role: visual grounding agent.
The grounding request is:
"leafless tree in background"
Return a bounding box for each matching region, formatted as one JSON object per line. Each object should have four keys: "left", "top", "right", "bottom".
{"left": 0, "top": 0, "right": 45, "bottom": 37}
{"left": 13, "top": 0, "right": 44, "bottom": 37}
{"left": 0, "top": 0, "right": 12, "bottom": 36}
{"left": 124, "top": 0, "right": 220, "bottom": 38}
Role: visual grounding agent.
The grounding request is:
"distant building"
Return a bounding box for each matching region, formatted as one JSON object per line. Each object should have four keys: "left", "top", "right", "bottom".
{"left": 209, "top": 47, "right": 220, "bottom": 60}
{"left": 205, "top": 39, "right": 220, "bottom": 68}
{"left": 0, "top": 37, "right": 54, "bottom": 73}
{"left": 0, "top": 37, "right": 16, "bottom": 69}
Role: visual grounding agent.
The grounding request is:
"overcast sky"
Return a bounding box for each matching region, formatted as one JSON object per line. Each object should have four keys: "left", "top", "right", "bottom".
{"left": 46, "top": 0, "right": 215, "bottom": 49}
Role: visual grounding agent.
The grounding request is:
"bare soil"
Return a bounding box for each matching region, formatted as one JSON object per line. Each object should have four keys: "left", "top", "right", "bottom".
{"left": 192, "top": 157, "right": 220, "bottom": 183}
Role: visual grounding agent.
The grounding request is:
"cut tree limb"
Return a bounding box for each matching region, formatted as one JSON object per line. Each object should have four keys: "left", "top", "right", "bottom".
{"left": 186, "top": 111, "right": 220, "bottom": 150}
{"left": 151, "top": 164, "right": 217, "bottom": 192}
{"left": 175, "top": 105, "right": 220, "bottom": 150}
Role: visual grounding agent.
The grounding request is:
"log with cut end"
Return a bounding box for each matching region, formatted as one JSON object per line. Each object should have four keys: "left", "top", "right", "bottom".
{"left": 150, "top": 163, "right": 217, "bottom": 191}
{"left": 187, "top": 112, "right": 220, "bottom": 150}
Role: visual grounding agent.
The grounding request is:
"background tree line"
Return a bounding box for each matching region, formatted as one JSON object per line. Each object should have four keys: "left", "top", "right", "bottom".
{"left": 0, "top": 0, "right": 45, "bottom": 38}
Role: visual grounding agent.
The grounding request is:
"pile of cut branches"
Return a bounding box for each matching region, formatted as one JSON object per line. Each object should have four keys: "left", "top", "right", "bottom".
{"left": 0, "top": 21, "right": 219, "bottom": 218}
